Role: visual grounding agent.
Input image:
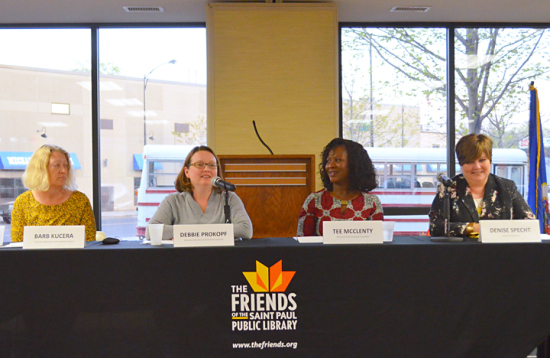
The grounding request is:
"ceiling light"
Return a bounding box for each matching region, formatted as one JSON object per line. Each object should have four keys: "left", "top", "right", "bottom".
{"left": 123, "top": 6, "right": 164, "bottom": 12}
{"left": 390, "top": 6, "right": 431, "bottom": 12}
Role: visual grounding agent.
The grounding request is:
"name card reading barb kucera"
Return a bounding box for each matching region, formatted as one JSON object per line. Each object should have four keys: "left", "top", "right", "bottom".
{"left": 479, "top": 219, "right": 541, "bottom": 243}
{"left": 323, "top": 221, "right": 384, "bottom": 244}
{"left": 23, "top": 225, "right": 86, "bottom": 249}
{"left": 173, "top": 224, "right": 234, "bottom": 247}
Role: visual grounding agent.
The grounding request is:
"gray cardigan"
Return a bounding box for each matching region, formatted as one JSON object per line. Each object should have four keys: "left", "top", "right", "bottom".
{"left": 147, "top": 190, "right": 253, "bottom": 240}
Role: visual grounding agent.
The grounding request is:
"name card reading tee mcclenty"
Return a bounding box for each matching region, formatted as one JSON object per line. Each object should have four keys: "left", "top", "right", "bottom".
{"left": 173, "top": 224, "right": 234, "bottom": 247}
{"left": 323, "top": 221, "right": 383, "bottom": 244}
{"left": 23, "top": 225, "right": 86, "bottom": 249}
{"left": 479, "top": 219, "right": 541, "bottom": 243}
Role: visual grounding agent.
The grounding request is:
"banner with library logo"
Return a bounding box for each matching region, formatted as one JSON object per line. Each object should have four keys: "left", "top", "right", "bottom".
{"left": 231, "top": 260, "right": 297, "bottom": 332}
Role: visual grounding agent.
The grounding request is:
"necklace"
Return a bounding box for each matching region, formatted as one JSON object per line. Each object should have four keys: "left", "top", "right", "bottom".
{"left": 476, "top": 200, "right": 484, "bottom": 215}
{"left": 340, "top": 200, "right": 348, "bottom": 214}
{"left": 329, "top": 191, "right": 359, "bottom": 215}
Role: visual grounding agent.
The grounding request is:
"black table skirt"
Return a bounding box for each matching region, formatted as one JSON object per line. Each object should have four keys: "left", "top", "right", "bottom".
{"left": 0, "top": 237, "right": 548, "bottom": 358}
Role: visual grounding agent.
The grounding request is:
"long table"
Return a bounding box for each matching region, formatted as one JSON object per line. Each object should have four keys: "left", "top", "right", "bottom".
{"left": 0, "top": 237, "right": 549, "bottom": 357}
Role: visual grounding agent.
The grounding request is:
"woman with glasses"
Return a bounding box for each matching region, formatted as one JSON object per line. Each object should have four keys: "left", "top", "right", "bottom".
{"left": 146, "top": 145, "right": 253, "bottom": 240}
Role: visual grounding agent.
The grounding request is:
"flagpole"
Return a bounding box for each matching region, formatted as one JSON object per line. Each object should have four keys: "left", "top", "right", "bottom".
{"left": 527, "top": 81, "right": 549, "bottom": 234}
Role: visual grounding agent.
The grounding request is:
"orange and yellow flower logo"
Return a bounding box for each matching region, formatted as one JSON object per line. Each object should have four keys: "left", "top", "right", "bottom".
{"left": 243, "top": 260, "right": 295, "bottom": 292}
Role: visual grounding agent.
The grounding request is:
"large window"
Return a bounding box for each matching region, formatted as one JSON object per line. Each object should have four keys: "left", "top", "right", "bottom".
{"left": 0, "top": 26, "right": 207, "bottom": 242}
{"left": 98, "top": 28, "right": 206, "bottom": 238}
{"left": 341, "top": 27, "right": 447, "bottom": 235}
{"left": 0, "top": 28, "right": 92, "bottom": 241}
{"left": 454, "top": 27, "right": 550, "bottom": 199}
{"left": 341, "top": 26, "right": 550, "bottom": 235}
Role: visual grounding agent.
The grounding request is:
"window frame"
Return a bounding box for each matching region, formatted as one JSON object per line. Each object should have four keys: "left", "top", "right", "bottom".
{"left": 0, "top": 22, "right": 206, "bottom": 231}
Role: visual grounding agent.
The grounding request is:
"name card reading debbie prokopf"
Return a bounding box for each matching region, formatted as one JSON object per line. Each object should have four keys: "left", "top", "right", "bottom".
{"left": 479, "top": 219, "right": 541, "bottom": 243}
{"left": 173, "top": 224, "right": 234, "bottom": 247}
{"left": 323, "top": 221, "right": 384, "bottom": 244}
{"left": 23, "top": 225, "right": 86, "bottom": 249}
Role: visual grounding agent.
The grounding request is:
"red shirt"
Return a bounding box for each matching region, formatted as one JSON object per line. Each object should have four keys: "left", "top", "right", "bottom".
{"left": 297, "top": 189, "right": 384, "bottom": 236}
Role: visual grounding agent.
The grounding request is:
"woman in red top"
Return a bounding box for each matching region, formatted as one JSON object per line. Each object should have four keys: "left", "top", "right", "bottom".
{"left": 297, "top": 138, "right": 384, "bottom": 236}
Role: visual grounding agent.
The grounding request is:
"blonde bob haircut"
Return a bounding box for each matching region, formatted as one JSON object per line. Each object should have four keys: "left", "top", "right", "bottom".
{"left": 455, "top": 133, "right": 493, "bottom": 166}
{"left": 22, "top": 145, "right": 77, "bottom": 191}
{"left": 175, "top": 146, "right": 224, "bottom": 193}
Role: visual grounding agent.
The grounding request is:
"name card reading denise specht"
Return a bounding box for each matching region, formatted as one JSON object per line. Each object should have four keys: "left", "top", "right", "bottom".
{"left": 479, "top": 219, "right": 541, "bottom": 243}
{"left": 323, "top": 221, "right": 384, "bottom": 244}
{"left": 173, "top": 223, "right": 234, "bottom": 247}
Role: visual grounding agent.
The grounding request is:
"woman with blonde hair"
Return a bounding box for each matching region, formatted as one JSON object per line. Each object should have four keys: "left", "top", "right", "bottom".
{"left": 147, "top": 145, "right": 252, "bottom": 240}
{"left": 11, "top": 145, "right": 96, "bottom": 241}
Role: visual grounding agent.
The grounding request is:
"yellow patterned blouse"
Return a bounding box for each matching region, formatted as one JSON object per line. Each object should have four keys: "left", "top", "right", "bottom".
{"left": 11, "top": 190, "right": 96, "bottom": 242}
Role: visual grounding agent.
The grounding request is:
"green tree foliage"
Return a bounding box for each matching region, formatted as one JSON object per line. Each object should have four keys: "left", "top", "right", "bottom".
{"left": 72, "top": 62, "right": 122, "bottom": 75}
{"left": 342, "top": 97, "right": 420, "bottom": 148}
{"left": 343, "top": 27, "right": 550, "bottom": 137}
{"left": 172, "top": 115, "right": 207, "bottom": 145}
{"left": 483, "top": 85, "right": 529, "bottom": 148}
{"left": 341, "top": 46, "right": 421, "bottom": 147}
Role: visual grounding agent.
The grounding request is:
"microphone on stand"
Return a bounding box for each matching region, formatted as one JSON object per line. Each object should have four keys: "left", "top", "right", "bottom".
{"left": 437, "top": 172, "right": 454, "bottom": 187}
{"left": 435, "top": 172, "right": 453, "bottom": 237}
{"left": 211, "top": 176, "right": 237, "bottom": 192}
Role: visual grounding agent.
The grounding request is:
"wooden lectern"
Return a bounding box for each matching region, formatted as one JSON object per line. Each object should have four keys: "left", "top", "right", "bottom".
{"left": 218, "top": 155, "right": 316, "bottom": 238}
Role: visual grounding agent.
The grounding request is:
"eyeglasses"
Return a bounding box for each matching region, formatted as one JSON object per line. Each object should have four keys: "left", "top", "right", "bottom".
{"left": 188, "top": 162, "right": 217, "bottom": 170}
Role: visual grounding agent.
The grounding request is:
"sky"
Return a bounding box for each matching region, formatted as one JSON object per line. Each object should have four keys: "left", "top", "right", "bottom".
{"left": 0, "top": 28, "right": 207, "bottom": 84}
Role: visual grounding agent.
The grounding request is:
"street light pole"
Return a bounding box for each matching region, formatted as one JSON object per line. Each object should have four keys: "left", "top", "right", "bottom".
{"left": 369, "top": 36, "right": 374, "bottom": 147}
{"left": 143, "top": 59, "right": 177, "bottom": 146}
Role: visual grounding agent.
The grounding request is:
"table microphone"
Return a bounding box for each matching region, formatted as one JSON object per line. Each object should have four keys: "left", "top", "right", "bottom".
{"left": 212, "top": 176, "right": 237, "bottom": 191}
{"left": 437, "top": 172, "right": 454, "bottom": 187}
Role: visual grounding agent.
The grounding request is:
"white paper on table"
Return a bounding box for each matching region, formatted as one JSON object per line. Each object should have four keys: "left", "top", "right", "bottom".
{"left": 0, "top": 242, "right": 24, "bottom": 248}
{"left": 295, "top": 236, "right": 323, "bottom": 243}
{"left": 141, "top": 240, "right": 173, "bottom": 245}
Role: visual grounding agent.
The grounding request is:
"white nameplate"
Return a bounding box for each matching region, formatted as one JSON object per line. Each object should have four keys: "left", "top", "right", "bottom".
{"left": 23, "top": 225, "right": 86, "bottom": 249}
{"left": 323, "top": 221, "right": 383, "bottom": 244}
{"left": 173, "top": 224, "right": 234, "bottom": 247}
{"left": 294, "top": 236, "right": 323, "bottom": 244}
{"left": 479, "top": 220, "right": 541, "bottom": 243}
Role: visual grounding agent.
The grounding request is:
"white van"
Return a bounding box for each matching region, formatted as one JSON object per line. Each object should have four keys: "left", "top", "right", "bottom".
{"left": 136, "top": 145, "right": 195, "bottom": 237}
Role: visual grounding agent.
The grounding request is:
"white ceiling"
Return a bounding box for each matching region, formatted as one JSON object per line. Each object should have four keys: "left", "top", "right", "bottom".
{"left": 0, "top": 0, "right": 548, "bottom": 24}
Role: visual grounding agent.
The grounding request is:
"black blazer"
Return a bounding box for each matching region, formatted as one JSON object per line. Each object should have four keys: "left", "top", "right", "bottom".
{"left": 429, "top": 173, "right": 535, "bottom": 237}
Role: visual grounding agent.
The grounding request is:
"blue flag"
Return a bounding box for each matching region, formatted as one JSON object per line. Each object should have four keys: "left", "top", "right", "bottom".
{"left": 527, "top": 83, "right": 549, "bottom": 234}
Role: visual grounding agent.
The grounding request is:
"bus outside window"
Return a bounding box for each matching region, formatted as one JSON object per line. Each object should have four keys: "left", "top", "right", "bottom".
{"left": 366, "top": 147, "right": 528, "bottom": 236}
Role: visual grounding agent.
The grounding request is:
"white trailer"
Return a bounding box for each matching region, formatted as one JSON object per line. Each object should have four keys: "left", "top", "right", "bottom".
{"left": 136, "top": 145, "right": 195, "bottom": 237}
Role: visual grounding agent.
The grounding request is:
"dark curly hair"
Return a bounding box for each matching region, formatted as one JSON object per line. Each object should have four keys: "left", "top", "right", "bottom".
{"left": 319, "top": 138, "right": 377, "bottom": 192}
